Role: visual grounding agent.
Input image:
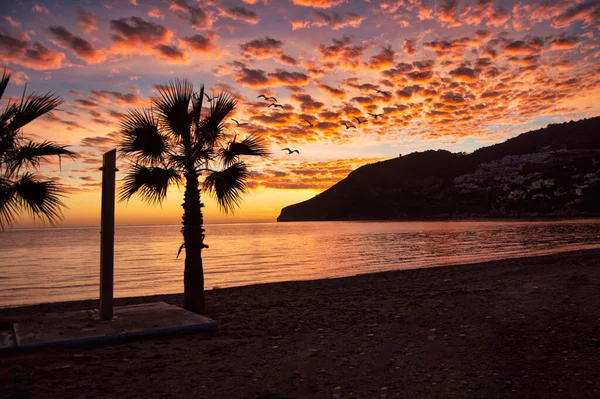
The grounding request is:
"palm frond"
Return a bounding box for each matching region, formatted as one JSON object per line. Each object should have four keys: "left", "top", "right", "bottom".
{"left": 0, "top": 103, "right": 18, "bottom": 135}
{"left": 219, "top": 134, "right": 270, "bottom": 167}
{"left": 198, "top": 92, "right": 236, "bottom": 148}
{"left": 168, "top": 147, "right": 212, "bottom": 171}
{"left": 119, "top": 164, "right": 182, "bottom": 204}
{"left": 0, "top": 119, "right": 18, "bottom": 160}
{"left": 12, "top": 173, "right": 65, "bottom": 224}
{"left": 119, "top": 108, "right": 168, "bottom": 165}
{"left": 6, "top": 141, "right": 76, "bottom": 176}
{"left": 202, "top": 162, "right": 248, "bottom": 214}
{"left": 8, "top": 92, "right": 62, "bottom": 132}
{"left": 152, "top": 79, "right": 193, "bottom": 138}
{"left": 0, "top": 69, "right": 11, "bottom": 102}
{"left": 191, "top": 85, "right": 205, "bottom": 139}
{"left": 0, "top": 177, "right": 17, "bottom": 228}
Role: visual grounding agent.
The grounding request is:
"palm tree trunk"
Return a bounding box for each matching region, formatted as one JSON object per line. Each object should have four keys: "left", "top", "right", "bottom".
{"left": 181, "top": 169, "right": 205, "bottom": 313}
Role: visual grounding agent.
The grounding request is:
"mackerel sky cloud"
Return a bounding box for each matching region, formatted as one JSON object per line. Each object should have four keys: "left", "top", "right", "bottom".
{"left": 1, "top": 0, "right": 599, "bottom": 223}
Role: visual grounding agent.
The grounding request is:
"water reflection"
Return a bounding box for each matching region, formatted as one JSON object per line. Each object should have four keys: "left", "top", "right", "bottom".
{"left": 0, "top": 219, "right": 599, "bottom": 307}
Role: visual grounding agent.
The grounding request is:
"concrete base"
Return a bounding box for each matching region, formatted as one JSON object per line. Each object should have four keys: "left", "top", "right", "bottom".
{"left": 1, "top": 302, "right": 216, "bottom": 350}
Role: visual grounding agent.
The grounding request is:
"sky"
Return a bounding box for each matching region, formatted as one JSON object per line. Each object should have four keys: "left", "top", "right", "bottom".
{"left": 1, "top": 0, "right": 599, "bottom": 227}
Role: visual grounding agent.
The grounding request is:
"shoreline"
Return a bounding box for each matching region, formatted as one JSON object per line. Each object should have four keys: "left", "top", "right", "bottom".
{"left": 277, "top": 215, "right": 600, "bottom": 223}
{"left": 3, "top": 215, "right": 600, "bottom": 231}
{"left": 2, "top": 246, "right": 600, "bottom": 314}
{"left": 3, "top": 248, "right": 600, "bottom": 398}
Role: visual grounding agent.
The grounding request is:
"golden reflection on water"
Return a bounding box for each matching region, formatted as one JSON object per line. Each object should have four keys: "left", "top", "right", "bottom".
{"left": 1, "top": 219, "right": 600, "bottom": 307}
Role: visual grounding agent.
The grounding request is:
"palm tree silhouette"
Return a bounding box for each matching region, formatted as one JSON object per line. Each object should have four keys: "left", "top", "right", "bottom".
{"left": 118, "top": 79, "right": 269, "bottom": 313}
{"left": 0, "top": 70, "right": 76, "bottom": 228}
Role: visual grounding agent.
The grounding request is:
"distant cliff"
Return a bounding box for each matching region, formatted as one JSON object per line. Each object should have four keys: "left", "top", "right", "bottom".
{"left": 277, "top": 117, "right": 600, "bottom": 221}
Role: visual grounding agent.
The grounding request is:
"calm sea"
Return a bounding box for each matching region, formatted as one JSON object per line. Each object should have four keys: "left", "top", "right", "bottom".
{"left": 1, "top": 220, "right": 600, "bottom": 307}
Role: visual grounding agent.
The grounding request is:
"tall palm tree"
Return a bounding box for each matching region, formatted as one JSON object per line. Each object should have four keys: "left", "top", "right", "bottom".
{"left": 118, "top": 79, "right": 269, "bottom": 313}
{"left": 0, "top": 70, "right": 76, "bottom": 228}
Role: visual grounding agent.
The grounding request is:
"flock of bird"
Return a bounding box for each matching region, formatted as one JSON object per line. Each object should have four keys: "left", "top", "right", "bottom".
{"left": 224, "top": 89, "right": 389, "bottom": 155}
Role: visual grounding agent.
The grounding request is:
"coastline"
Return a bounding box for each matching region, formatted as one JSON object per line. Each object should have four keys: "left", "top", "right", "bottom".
{"left": 2, "top": 248, "right": 600, "bottom": 398}
{"left": 277, "top": 214, "right": 600, "bottom": 222}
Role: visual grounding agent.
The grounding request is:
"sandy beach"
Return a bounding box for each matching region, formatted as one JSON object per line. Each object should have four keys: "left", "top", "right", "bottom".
{"left": 2, "top": 248, "right": 600, "bottom": 398}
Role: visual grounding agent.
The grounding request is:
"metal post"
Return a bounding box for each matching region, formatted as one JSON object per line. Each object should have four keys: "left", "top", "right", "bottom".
{"left": 100, "top": 149, "right": 117, "bottom": 320}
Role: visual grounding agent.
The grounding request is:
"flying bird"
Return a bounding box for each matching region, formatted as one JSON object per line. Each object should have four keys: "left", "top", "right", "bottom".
{"left": 367, "top": 112, "right": 383, "bottom": 119}
{"left": 302, "top": 118, "right": 314, "bottom": 127}
{"left": 204, "top": 93, "right": 214, "bottom": 102}
{"left": 353, "top": 116, "right": 366, "bottom": 125}
{"left": 341, "top": 122, "right": 356, "bottom": 129}
{"left": 266, "top": 96, "right": 277, "bottom": 102}
{"left": 231, "top": 118, "right": 247, "bottom": 126}
{"left": 257, "top": 94, "right": 268, "bottom": 100}
{"left": 268, "top": 103, "right": 284, "bottom": 108}
{"left": 375, "top": 89, "right": 391, "bottom": 96}
{"left": 282, "top": 148, "right": 299, "bottom": 154}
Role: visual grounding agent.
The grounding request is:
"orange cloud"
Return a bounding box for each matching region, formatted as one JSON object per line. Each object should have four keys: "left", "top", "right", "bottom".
{"left": 292, "top": 92, "right": 324, "bottom": 112}
{"left": 503, "top": 37, "right": 545, "bottom": 56}
{"left": 305, "top": 10, "right": 365, "bottom": 30}
{"left": 110, "top": 16, "right": 172, "bottom": 50}
{"left": 240, "top": 37, "right": 284, "bottom": 60}
{"left": 32, "top": 4, "right": 50, "bottom": 15}
{"left": 315, "top": 80, "right": 346, "bottom": 99}
{"left": 403, "top": 39, "right": 417, "bottom": 56}
{"left": 366, "top": 45, "right": 396, "bottom": 71}
{"left": 220, "top": 6, "right": 259, "bottom": 24}
{"left": 318, "top": 35, "right": 370, "bottom": 70}
{"left": 291, "top": 0, "right": 346, "bottom": 9}
{"left": 0, "top": 33, "right": 66, "bottom": 70}
{"left": 154, "top": 44, "right": 187, "bottom": 63}
{"left": 147, "top": 8, "right": 164, "bottom": 19}
{"left": 169, "top": 0, "right": 216, "bottom": 29}
{"left": 250, "top": 158, "right": 386, "bottom": 190}
{"left": 438, "top": 0, "right": 460, "bottom": 27}
{"left": 90, "top": 90, "right": 145, "bottom": 107}
{"left": 108, "top": 16, "right": 188, "bottom": 63}
{"left": 47, "top": 26, "right": 105, "bottom": 63}
{"left": 449, "top": 66, "right": 479, "bottom": 82}
{"left": 181, "top": 33, "right": 217, "bottom": 53}
{"left": 233, "top": 64, "right": 310, "bottom": 88}
{"left": 75, "top": 7, "right": 97, "bottom": 33}
{"left": 4, "top": 16, "right": 21, "bottom": 28}
{"left": 423, "top": 37, "right": 478, "bottom": 60}
{"left": 553, "top": 2, "right": 599, "bottom": 29}
{"left": 551, "top": 34, "right": 581, "bottom": 50}
{"left": 406, "top": 70, "right": 434, "bottom": 83}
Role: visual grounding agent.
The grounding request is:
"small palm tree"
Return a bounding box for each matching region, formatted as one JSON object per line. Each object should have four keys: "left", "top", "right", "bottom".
{"left": 0, "top": 70, "right": 76, "bottom": 228}
{"left": 118, "top": 79, "right": 269, "bottom": 313}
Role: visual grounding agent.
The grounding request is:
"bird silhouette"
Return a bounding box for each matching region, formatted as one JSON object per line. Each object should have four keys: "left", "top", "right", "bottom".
{"left": 282, "top": 148, "right": 299, "bottom": 154}
{"left": 302, "top": 118, "right": 314, "bottom": 127}
{"left": 375, "top": 89, "right": 391, "bottom": 96}
{"left": 367, "top": 112, "right": 383, "bottom": 119}
{"left": 204, "top": 93, "right": 214, "bottom": 102}
{"left": 341, "top": 122, "right": 357, "bottom": 129}
{"left": 353, "top": 116, "right": 366, "bottom": 125}
{"left": 266, "top": 96, "right": 277, "bottom": 102}
{"left": 268, "top": 103, "right": 284, "bottom": 108}
{"left": 257, "top": 94, "right": 268, "bottom": 100}
{"left": 231, "top": 118, "right": 247, "bottom": 127}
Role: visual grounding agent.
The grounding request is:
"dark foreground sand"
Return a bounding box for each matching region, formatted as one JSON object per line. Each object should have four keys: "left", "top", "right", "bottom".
{"left": 2, "top": 249, "right": 600, "bottom": 399}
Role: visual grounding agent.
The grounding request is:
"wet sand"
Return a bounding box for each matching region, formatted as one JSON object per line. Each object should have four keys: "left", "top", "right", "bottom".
{"left": 2, "top": 248, "right": 600, "bottom": 398}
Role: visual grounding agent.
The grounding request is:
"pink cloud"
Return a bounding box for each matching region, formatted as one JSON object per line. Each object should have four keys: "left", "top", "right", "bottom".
{"left": 75, "top": 7, "right": 97, "bottom": 33}
{"left": 0, "top": 33, "right": 66, "bottom": 70}
{"left": 291, "top": 0, "right": 346, "bottom": 9}
{"left": 47, "top": 26, "right": 105, "bottom": 63}
{"left": 32, "top": 4, "right": 50, "bottom": 15}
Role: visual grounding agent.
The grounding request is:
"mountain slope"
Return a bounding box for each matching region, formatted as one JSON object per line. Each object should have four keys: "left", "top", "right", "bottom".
{"left": 277, "top": 117, "right": 600, "bottom": 221}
